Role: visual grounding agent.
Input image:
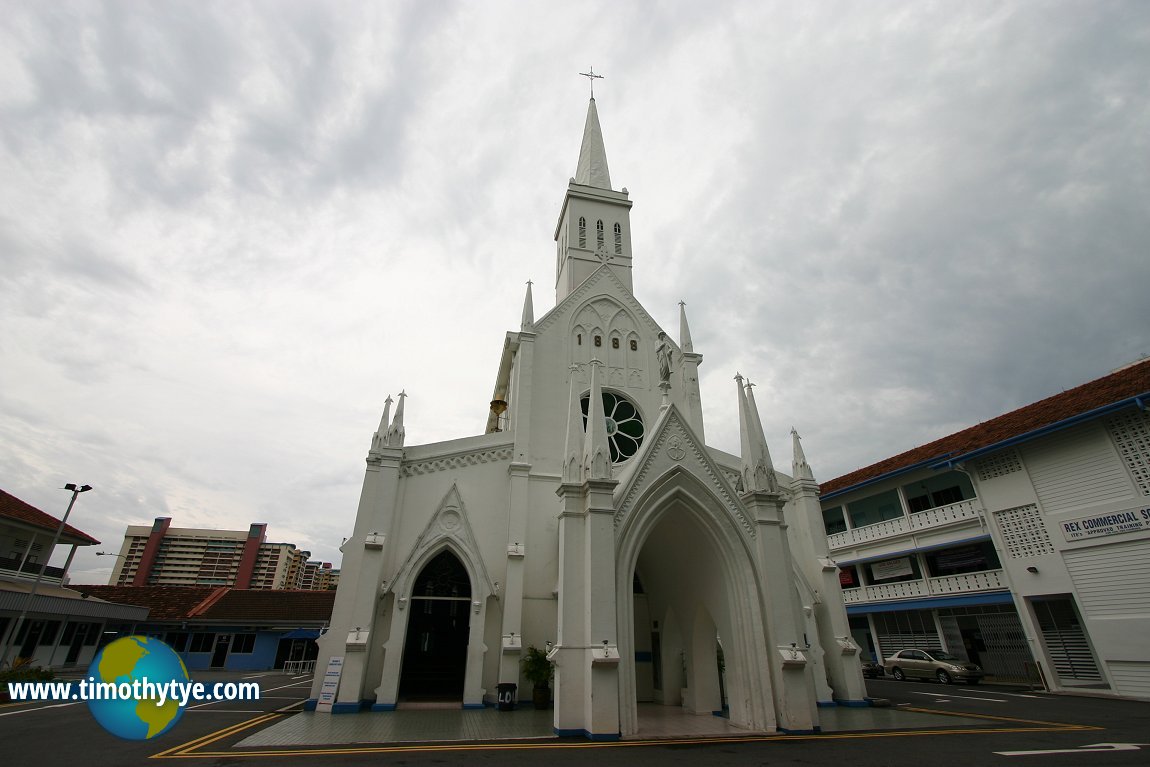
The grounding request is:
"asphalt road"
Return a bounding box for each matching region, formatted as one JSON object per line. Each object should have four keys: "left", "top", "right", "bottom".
{"left": 2, "top": 673, "right": 1148, "bottom": 766}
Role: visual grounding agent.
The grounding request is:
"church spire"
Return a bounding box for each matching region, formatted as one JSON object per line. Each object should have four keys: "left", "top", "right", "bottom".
{"left": 679, "top": 300, "right": 694, "bottom": 354}
{"left": 385, "top": 390, "right": 406, "bottom": 447}
{"left": 583, "top": 359, "right": 612, "bottom": 480}
{"left": 744, "top": 380, "right": 778, "bottom": 492}
{"left": 791, "top": 427, "right": 814, "bottom": 481}
{"left": 554, "top": 90, "right": 633, "bottom": 302}
{"left": 735, "top": 373, "right": 753, "bottom": 486}
{"left": 521, "top": 280, "right": 534, "bottom": 332}
{"left": 563, "top": 366, "right": 583, "bottom": 484}
{"left": 736, "top": 374, "right": 777, "bottom": 493}
{"left": 574, "top": 97, "right": 612, "bottom": 190}
{"left": 372, "top": 395, "right": 393, "bottom": 451}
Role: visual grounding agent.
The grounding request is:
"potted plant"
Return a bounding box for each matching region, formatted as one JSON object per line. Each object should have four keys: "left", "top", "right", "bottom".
{"left": 521, "top": 645, "right": 553, "bottom": 709}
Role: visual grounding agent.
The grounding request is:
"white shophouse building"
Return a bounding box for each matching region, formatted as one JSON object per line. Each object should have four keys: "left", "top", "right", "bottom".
{"left": 310, "top": 97, "right": 866, "bottom": 738}
{"left": 820, "top": 358, "right": 1150, "bottom": 699}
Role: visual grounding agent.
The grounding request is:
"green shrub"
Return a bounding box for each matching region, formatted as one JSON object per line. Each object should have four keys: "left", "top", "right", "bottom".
{"left": 0, "top": 657, "right": 55, "bottom": 683}
{"left": 521, "top": 645, "right": 553, "bottom": 688}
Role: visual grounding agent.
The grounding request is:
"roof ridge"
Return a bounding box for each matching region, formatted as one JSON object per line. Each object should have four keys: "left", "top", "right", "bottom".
{"left": 186, "top": 586, "right": 231, "bottom": 617}
{"left": 822, "top": 358, "right": 1150, "bottom": 497}
{"left": 0, "top": 488, "right": 101, "bottom": 545}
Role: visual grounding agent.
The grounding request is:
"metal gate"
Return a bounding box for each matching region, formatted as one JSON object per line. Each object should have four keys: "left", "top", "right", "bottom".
{"left": 871, "top": 610, "right": 939, "bottom": 659}
{"left": 938, "top": 607, "right": 1032, "bottom": 681}
{"left": 975, "top": 612, "right": 1032, "bottom": 680}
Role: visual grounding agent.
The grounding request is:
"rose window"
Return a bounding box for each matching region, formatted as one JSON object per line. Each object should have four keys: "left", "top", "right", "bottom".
{"left": 580, "top": 391, "right": 645, "bottom": 462}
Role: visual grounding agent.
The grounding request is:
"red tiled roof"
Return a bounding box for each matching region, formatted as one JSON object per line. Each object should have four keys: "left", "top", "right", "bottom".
{"left": 72, "top": 585, "right": 336, "bottom": 624}
{"left": 821, "top": 358, "right": 1150, "bottom": 497}
{"left": 199, "top": 589, "right": 336, "bottom": 623}
{"left": 76, "top": 586, "right": 219, "bottom": 621}
{"left": 0, "top": 488, "right": 100, "bottom": 545}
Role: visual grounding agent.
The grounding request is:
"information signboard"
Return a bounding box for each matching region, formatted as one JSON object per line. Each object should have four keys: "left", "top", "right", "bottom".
{"left": 315, "top": 655, "right": 344, "bottom": 714}
{"left": 1060, "top": 507, "right": 1150, "bottom": 541}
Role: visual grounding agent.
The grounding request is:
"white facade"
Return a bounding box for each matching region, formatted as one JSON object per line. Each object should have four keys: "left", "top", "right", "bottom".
{"left": 820, "top": 360, "right": 1150, "bottom": 700}
{"left": 310, "top": 98, "right": 865, "bottom": 738}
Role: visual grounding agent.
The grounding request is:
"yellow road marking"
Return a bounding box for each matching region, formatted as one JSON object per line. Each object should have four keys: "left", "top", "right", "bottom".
{"left": 899, "top": 706, "right": 1099, "bottom": 729}
{"left": 150, "top": 713, "right": 281, "bottom": 758}
{"left": 150, "top": 707, "right": 1103, "bottom": 760}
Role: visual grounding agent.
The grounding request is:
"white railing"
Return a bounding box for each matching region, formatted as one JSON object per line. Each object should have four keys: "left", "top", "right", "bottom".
{"left": 828, "top": 516, "right": 908, "bottom": 549}
{"left": 283, "top": 660, "right": 316, "bottom": 675}
{"left": 0, "top": 559, "right": 66, "bottom": 584}
{"left": 908, "top": 499, "right": 982, "bottom": 531}
{"left": 862, "top": 579, "right": 931, "bottom": 601}
{"left": 841, "top": 568, "right": 1006, "bottom": 605}
{"left": 927, "top": 569, "right": 1005, "bottom": 594}
{"left": 828, "top": 499, "right": 984, "bottom": 551}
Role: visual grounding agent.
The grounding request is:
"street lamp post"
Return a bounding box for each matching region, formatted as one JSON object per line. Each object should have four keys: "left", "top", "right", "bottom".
{"left": 94, "top": 551, "right": 128, "bottom": 585}
{"left": 0, "top": 483, "right": 92, "bottom": 669}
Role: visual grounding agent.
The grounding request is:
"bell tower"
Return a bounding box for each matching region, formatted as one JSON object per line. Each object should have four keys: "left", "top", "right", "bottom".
{"left": 554, "top": 90, "right": 634, "bottom": 302}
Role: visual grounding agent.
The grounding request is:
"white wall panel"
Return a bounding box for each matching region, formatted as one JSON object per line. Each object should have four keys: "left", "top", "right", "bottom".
{"left": 1022, "top": 425, "right": 1132, "bottom": 513}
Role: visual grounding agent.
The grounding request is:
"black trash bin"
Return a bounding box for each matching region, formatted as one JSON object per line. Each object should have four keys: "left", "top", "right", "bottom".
{"left": 496, "top": 682, "right": 517, "bottom": 711}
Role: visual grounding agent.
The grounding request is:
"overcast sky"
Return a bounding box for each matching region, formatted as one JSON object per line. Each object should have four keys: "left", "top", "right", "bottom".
{"left": 2, "top": 1, "right": 1147, "bottom": 585}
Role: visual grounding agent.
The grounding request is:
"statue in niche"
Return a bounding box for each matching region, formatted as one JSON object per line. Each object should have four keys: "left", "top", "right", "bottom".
{"left": 655, "top": 332, "right": 673, "bottom": 385}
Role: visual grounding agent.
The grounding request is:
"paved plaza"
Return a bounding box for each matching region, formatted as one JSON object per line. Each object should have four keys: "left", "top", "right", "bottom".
{"left": 236, "top": 702, "right": 992, "bottom": 748}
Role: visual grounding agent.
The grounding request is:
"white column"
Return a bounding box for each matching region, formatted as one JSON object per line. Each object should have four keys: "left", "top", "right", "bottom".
{"left": 311, "top": 446, "right": 402, "bottom": 707}
{"left": 553, "top": 484, "right": 587, "bottom": 734}
{"left": 464, "top": 599, "right": 489, "bottom": 707}
{"left": 745, "top": 490, "right": 818, "bottom": 733}
{"left": 584, "top": 480, "right": 620, "bottom": 739}
{"left": 373, "top": 595, "right": 409, "bottom": 709}
{"left": 499, "top": 463, "right": 530, "bottom": 684}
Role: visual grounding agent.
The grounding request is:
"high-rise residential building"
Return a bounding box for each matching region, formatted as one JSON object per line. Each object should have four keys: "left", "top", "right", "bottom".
{"left": 108, "top": 518, "right": 338, "bottom": 590}
{"left": 299, "top": 560, "right": 340, "bottom": 591}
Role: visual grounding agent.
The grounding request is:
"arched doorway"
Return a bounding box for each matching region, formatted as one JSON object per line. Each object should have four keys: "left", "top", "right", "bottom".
{"left": 398, "top": 550, "right": 472, "bottom": 701}
{"left": 616, "top": 476, "right": 773, "bottom": 736}
{"left": 632, "top": 507, "right": 728, "bottom": 715}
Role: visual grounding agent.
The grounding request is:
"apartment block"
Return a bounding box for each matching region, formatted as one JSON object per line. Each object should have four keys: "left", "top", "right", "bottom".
{"left": 109, "top": 518, "right": 339, "bottom": 590}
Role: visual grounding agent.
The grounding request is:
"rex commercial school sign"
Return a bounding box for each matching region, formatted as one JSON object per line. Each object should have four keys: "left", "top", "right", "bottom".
{"left": 1060, "top": 506, "right": 1150, "bottom": 541}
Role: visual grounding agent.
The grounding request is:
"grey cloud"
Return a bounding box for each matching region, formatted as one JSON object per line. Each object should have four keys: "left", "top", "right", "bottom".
{"left": 1, "top": 0, "right": 1146, "bottom": 583}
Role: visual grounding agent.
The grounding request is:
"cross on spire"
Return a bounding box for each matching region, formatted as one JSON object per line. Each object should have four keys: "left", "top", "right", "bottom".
{"left": 579, "top": 66, "right": 604, "bottom": 98}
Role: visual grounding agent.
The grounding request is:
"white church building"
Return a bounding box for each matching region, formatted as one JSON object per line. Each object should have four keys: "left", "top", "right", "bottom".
{"left": 309, "top": 95, "right": 866, "bottom": 739}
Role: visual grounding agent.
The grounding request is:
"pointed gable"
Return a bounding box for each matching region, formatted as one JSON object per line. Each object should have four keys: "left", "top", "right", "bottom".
{"left": 613, "top": 405, "right": 755, "bottom": 539}
{"left": 535, "top": 262, "right": 675, "bottom": 344}
{"left": 389, "top": 483, "right": 495, "bottom": 598}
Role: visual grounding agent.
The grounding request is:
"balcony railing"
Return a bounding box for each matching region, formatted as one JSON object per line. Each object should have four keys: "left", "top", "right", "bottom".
{"left": 0, "top": 556, "right": 65, "bottom": 583}
{"left": 828, "top": 498, "right": 983, "bottom": 551}
{"left": 842, "top": 568, "right": 1006, "bottom": 604}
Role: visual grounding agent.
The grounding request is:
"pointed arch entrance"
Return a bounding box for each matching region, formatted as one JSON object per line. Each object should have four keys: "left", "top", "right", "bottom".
{"left": 616, "top": 471, "right": 774, "bottom": 736}
{"left": 398, "top": 550, "right": 472, "bottom": 700}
